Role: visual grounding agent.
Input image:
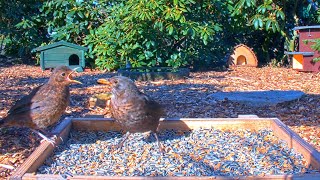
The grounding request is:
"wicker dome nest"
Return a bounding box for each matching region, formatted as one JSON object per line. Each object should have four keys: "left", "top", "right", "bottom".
{"left": 227, "top": 44, "right": 258, "bottom": 67}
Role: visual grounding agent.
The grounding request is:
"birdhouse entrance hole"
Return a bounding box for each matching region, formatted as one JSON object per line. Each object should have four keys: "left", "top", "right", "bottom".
{"left": 69, "top": 54, "right": 80, "bottom": 65}
{"left": 237, "top": 55, "right": 247, "bottom": 65}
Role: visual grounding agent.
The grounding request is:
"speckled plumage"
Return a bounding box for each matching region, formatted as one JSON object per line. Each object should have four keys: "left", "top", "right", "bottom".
{"left": 109, "top": 77, "right": 164, "bottom": 133}
{"left": 1, "top": 66, "right": 81, "bottom": 142}
{"left": 98, "top": 76, "right": 165, "bottom": 150}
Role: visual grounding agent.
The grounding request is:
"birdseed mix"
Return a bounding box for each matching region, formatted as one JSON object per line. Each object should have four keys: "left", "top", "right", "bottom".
{"left": 38, "top": 128, "right": 319, "bottom": 177}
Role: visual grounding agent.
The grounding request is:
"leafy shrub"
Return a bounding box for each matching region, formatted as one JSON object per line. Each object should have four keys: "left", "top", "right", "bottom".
{"left": 0, "top": 0, "right": 45, "bottom": 62}
{"left": 84, "top": 0, "right": 222, "bottom": 70}
{"left": 2, "top": 0, "right": 320, "bottom": 69}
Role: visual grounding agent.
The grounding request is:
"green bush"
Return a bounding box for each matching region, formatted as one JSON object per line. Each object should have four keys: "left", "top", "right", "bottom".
{"left": 0, "top": 0, "right": 45, "bottom": 62}
{"left": 2, "top": 0, "right": 320, "bottom": 69}
{"left": 84, "top": 0, "right": 222, "bottom": 70}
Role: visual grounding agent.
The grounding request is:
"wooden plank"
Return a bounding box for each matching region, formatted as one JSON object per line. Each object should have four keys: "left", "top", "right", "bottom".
{"left": 238, "top": 114, "right": 259, "bottom": 118}
{"left": 81, "top": 50, "right": 85, "bottom": 67}
{"left": 44, "top": 61, "right": 68, "bottom": 68}
{"left": 44, "top": 47, "right": 80, "bottom": 54}
{"left": 72, "top": 118, "right": 122, "bottom": 131}
{"left": 44, "top": 52, "right": 81, "bottom": 59}
{"left": 271, "top": 119, "right": 320, "bottom": 169}
{"left": 22, "top": 173, "right": 320, "bottom": 180}
{"left": 43, "top": 53, "right": 67, "bottom": 60}
{"left": 285, "top": 51, "right": 314, "bottom": 56}
{"left": 11, "top": 118, "right": 72, "bottom": 180}
{"left": 293, "top": 25, "right": 320, "bottom": 30}
{"left": 71, "top": 117, "right": 272, "bottom": 131}
{"left": 33, "top": 41, "right": 87, "bottom": 52}
{"left": 158, "top": 118, "right": 272, "bottom": 131}
{"left": 44, "top": 60, "right": 67, "bottom": 64}
{"left": 40, "top": 52, "right": 45, "bottom": 71}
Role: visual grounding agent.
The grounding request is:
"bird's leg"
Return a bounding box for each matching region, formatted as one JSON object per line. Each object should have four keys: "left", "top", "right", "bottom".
{"left": 31, "top": 129, "right": 56, "bottom": 146}
{"left": 38, "top": 129, "right": 60, "bottom": 141}
{"left": 113, "top": 131, "right": 131, "bottom": 151}
{"left": 153, "top": 132, "right": 165, "bottom": 154}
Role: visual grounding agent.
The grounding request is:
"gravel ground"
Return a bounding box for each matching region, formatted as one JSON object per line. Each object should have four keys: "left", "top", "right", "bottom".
{"left": 0, "top": 64, "right": 320, "bottom": 178}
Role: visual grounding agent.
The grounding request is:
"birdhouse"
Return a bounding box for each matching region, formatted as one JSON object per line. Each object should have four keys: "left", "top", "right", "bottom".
{"left": 227, "top": 44, "right": 258, "bottom": 67}
{"left": 285, "top": 25, "right": 320, "bottom": 72}
{"left": 32, "top": 41, "right": 88, "bottom": 72}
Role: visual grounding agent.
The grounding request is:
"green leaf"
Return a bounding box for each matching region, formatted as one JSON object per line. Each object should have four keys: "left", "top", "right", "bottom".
{"left": 67, "top": 11, "right": 75, "bottom": 20}
{"left": 258, "top": 18, "right": 263, "bottom": 28}
{"left": 261, "top": 7, "right": 266, "bottom": 14}
{"left": 275, "top": 22, "right": 280, "bottom": 32}
{"left": 271, "top": 22, "right": 276, "bottom": 32}
{"left": 88, "top": 43, "right": 93, "bottom": 51}
{"left": 174, "top": 0, "right": 178, "bottom": 6}
{"left": 144, "top": 51, "right": 153, "bottom": 59}
{"left": 276, "top": 11, "right": 285, "bottom": 20}
{"left": 266, "top": 5, "right": 272, "bottom": 10}
{"left": 168, "top": 25, "right": 174, "bottom": 35}
{"left": 245, "top": 0, "right": 252, "bottom": 7}
{"left": 213, "top": 25, "right": 222, "bottom": 31}
{"left": 312, "top": 57, "right": 320, "bottom": 62}
{"left": 266, "top": 20, "right": 271, "bottom": 30}
{"left": 203, "top": 33, "right": 208, "bottom": 42}
{"left": 253, "top": 19, "right": 259, "bottom": 29}
{"left": 171, "top": 54, "right": 178, "bottom": 60}
{"left": 146, "top": 41, "right": 151, "bottom": 49}
{"left": 307, "top": 4, "right": 312, "bottom": 11}
{"left": 78, "top": 11, "right": 84, "bottom": 18}
{"left": 62, "top": 1, "right": 68, "bottom": 6}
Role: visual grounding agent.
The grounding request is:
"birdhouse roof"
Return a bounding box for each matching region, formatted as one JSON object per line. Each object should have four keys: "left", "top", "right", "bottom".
{"left": 293, "top": 25, "right": 320, "bottom": 30}
{"left": 32, "top": 41, "right": 88, "bottom": 52}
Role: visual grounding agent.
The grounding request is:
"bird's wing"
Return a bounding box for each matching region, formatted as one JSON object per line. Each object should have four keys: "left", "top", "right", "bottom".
{"left": 136, "top": 93, "right": 165, "bottom": 116}
{"left": 7, "top": 85, "right": 43, "bottom": 115}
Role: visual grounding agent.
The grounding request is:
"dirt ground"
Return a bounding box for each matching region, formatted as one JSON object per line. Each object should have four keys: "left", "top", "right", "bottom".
{"left": 0, "top": 64, "right": 319, "bottom": 178}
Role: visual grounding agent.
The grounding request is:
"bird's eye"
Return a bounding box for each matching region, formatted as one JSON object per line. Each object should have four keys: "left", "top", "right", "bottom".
{"left": 113, "top": 80, "right": 118, "bottom": 84}
{"left": 61, "top": 72, "right": 66, "bottom": 76}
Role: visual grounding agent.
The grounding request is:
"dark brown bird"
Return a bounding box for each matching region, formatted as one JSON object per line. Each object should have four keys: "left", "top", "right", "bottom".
{"left": 97, "top": 76, "right": 165, "bottom": 151}
{"left": 0, "top": 66, "right": 81, "bottom": 145}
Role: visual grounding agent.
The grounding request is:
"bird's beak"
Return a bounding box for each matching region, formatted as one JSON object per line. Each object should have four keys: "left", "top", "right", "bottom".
{"left": 67, "top": 68, "right": 82, "bottom": 84}
{"left": 97, "top": 78, "right": 111, "bottom": 85}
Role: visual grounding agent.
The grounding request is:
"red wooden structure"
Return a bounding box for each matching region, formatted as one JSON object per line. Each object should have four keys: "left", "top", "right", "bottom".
{"left": 286, "top": 25, "right": 320, "bottom": 72}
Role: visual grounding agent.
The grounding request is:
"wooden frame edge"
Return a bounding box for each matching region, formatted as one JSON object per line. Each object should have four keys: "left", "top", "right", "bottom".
{"left": 22, "top": 172, "right": 320, "bottom": 180}
{"left": 7, "top": 116, "right": 319, "bottom": 179}
{"left": 10, "top": 118, "right": 72, "bottom": 180}
{"left": 271, "top": 119, "right": 320, "bottom": 169}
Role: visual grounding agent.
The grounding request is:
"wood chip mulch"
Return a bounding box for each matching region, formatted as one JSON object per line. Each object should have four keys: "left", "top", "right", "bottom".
{"left": 0, "top": 64, "right": 319, "bottom": 178}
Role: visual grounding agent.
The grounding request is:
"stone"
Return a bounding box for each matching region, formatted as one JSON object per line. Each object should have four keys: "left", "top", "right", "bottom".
{"left": 208, "top": 90, "right": 305, "bottom": 107}
{"left": 89, "top": 93, "right": 112, "bottom": 108}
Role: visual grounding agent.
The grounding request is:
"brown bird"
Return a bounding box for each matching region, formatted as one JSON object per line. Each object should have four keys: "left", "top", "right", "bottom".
{"left": 0, "top": 66, "right": 81, "bottom": 145}
{"left": 97, "top": 76, "right": 165, "bottom": 152}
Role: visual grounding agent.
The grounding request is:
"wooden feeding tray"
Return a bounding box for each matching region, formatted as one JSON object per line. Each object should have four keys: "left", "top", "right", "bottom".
{"left": 11, "top": 115, "right": 320, "bottom": 179}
